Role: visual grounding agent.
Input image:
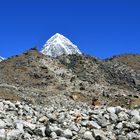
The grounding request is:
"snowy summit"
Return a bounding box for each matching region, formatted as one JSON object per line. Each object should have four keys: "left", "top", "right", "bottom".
{"left": 0, "top": 56, "right": 4, "bottom": 62}
{"left": 41, "top": 33, "right": 82, "bottom": 57}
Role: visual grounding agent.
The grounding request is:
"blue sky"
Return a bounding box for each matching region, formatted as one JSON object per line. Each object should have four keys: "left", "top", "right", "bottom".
{"left": 0, "top": 0, "right": 140, "bottom": 59}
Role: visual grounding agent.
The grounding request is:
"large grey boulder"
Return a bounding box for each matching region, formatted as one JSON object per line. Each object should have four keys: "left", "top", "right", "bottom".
{"left": 83, "top": 131, "right": 95, "bottom": 140}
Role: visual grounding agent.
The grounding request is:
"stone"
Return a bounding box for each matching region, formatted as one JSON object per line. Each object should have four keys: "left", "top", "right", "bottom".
{"left": 50, "top": 132, "right": 57, "bottom": 139}
{"left": 6, "top": 129, "right": 21, "bottom": 140}
{"left": 126, "top": 122, "right": 139, "bottom": 130}
{"left": 70, "top": 123, "right": 79, "bottom": 132}
{"left": 23, "top": 132, "right": 31, "bottom": 139}
{"left": 63, "top": 129, "right": 73, "bottom": 139}
{"left": 34, "top": 127, "right": 46, "bottom": 137}
{"left": 16, "top": 122, "right": 24, "bottom": 132}
{"left": 0, "top": 98, "right": 139, "bottom": 140}
{"left": 118, "top": 112, "right": 128, "bottom": 121}
{"left": 58, "top": 137, "right": 67, "bottom": 140}
{"left": 95, "top": 136, "right": 102, "bottom": 140}
{"left": 50, "top": 126, "right": 62, "bottom": 136}
{"left": 130, "top": 110, "right": 140, "bottom": 122}
{"left": 0, "top": 120, "right": 5, "bottom": 129}
{"left": 0, "top": 129, "right": 6, "bottom": 140}
{"left": 23, "top": 121, "right": 36, "bottom": 130}
{"left": 104, "top": 114, "right": 109, "bottom": 120}
{"left": 83, "top": 131, "right": 95, "bottom": 140}
{"left": 107, "top": 107, "right": 116, "bottom": 114}
{"left": 3, "top": 101, "right": 16, "bottom": 109}
{"left": 110, "top": 113, "right": 118, "bottom": 123}
{"left": 38, "top": 116, "right": 48, "bottom": 123}
{"left": 127, "top": 132, "right": 140, "bottom": 139}
{"left": 115, "top": 106, "right": 124, "bottom": 114}
{"left": 96, "top": 115, "right": 108, "bottom": 127}
{"left": 93, "top": 129, "right": 108, "bottom": 140}
{"left": 45, "top": 123, "right": 52, "bottom": 137}
{"left": 79, "top": 127, "right": 86, "bottom": 134}
{"left": 81, "top": 120, "right": 88, "bottom": 127}
{"left": 0, "top": 102, "right": 4, "bottom": 111}
{"left": 107, "top": 131, "right": 116, "bottom": 140}
{"left": 117, "top": 135, "right": 128, "bottom": 140}
{"left": 87, "top": 121, "right": 101, "bottom": 129}
{"left": 116, "top": 122, "right": 123, "bottom": 129}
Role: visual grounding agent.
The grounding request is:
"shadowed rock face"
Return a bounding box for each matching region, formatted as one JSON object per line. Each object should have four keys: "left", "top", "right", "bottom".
{"left": 0, "top": 48, "right": 139, "bottom": 108}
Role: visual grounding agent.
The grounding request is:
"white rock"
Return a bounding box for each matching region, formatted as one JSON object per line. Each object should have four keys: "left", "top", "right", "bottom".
{"left": 50, "top": 125, "right": 62, "bottom": 136}
{"left": 23, "top": 132, "right": 31, "bottom": 139}
{"left": 79, "top": 127, "right": 86, "bottom": 134}
{"left": 70, "top": 124, "right": 79, "bottom": 132}
{"left": 118, "top": 112, "right": 128, "bottom": 121}
{"left": 6, "top": 129, "right": 21, "bottom": 140}
{"left": 115, "top": 106, "right": 124, "bottom": 114}
{"left": 0, "top": 129, "right": 6, "bottom": 140}
{"left": 35, "top": 127, "right": 46, "bottom": 137}
{"left": 107, "top": 107, "right": 116, "bottom": 114}
{"left": 127, "top": 132, "right": 140, "bottom": 139}
{"left": 81, "top": 120, "right": 88, "bottom": 126}
{"left": 131, "top": 110, "right": 139, "bottom": 116}
{"left": 117, "top": 135, "right": 128, "bottom": 140}
{"left": 130, "top": 110, "right": 140, "bottom": 122}
{"left": 58, "top": 137, "right": 67, "bottom": 140}
{"left": 38, "top": 116, "right": 48, "bottom": 123}
{"left": 84, "top": 131, "right": 95, "bottom": 140}
{"left": 93, "top": 129, "right": 108, "bottom": 140}
{"left": 110, "top": 113, "right": 118, "bottom": 122}
{"left": 16, "top": 122, "right": 24, "bottom": 132}
{"left": 50, "top": 132, "right": 57, "bottom": 139}
{"left": 0, "top": 102, "right": 4, "bottom": 111}
{"left": 23, "top": 121, "right": 36, "bottom": 130}
{"left": 63, "top": 129, "right": 73, "bottom": 139}
{"left": 0, "top": 120, "right": 6, "bottom": 129}
{"left": 3, "top": 101, "right": 15, "bottom": 109}
{"left": 116, "top": 122, "right": 123, "bottom": 129}
{"left": 88, "top": 121, "right": 101, "bottom": 129}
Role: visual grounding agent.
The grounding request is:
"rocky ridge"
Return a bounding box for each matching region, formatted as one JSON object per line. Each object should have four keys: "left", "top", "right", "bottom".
{"left": 0, "top": 48, "right": 139, "bottom": 139}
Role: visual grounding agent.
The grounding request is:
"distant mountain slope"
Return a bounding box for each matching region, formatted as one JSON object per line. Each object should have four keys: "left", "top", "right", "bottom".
{"left": 0, "top": 49, "right": 139, "bottom": 107}
{"left": 107, "top": 54, "right": 140, "bottom": 71}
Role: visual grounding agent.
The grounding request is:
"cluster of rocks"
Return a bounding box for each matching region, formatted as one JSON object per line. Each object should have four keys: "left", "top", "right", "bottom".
{"left": 0, "top": 99, "right": 139, "bottom": 140}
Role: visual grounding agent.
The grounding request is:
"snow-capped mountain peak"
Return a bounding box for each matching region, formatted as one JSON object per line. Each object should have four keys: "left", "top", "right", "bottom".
{"left": 41, "top": 33, "right": 82, "bottom": 57}
{"left": 0, "top": 56, "right": 4, "bottom": 62}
